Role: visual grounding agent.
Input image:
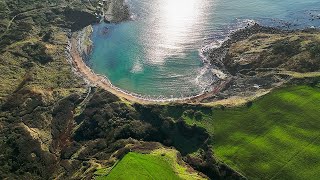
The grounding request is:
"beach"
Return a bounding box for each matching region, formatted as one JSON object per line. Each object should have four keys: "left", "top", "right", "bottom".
{"left": 69, "top": 35, "right": 238, "bottom": 105}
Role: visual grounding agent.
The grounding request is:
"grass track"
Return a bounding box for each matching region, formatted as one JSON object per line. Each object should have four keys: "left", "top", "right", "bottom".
{"left": 183, "top": 85, "right": 320, "bottom": 179}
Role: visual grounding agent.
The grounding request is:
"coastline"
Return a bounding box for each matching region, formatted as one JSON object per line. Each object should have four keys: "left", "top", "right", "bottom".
{"left": 68, "top": 34, "right": 271, "bottom": 106}
{"left": 70, "top": 37, "right": 158, "bottom": 104}
{"left": 68, "top": 23, "right": 320, "bottom": 106}
{"left": 70, "top": 36, "right": 209, "bottom": 104}
{"left": 66, "top": 18, "right": 258, "bottom": 105}
{"left": 69, "top": 34, "right": 236, "bottom": 105}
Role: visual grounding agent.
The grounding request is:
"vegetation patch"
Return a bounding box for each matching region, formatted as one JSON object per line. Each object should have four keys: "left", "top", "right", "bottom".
{"left": 182, "top": 85, "right": 320, "bottom": 179}
{"left": 97, "top": 148, "right": 205, "bottom": 180}
{"left": 225, "top": 31, "right": 320, "bottom": 73}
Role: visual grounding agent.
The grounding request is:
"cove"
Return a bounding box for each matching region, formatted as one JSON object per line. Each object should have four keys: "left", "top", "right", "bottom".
{"left": 88, "top": 0, "right": 320, "bottom": 99}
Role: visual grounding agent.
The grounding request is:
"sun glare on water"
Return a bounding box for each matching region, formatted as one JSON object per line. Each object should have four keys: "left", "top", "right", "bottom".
{"left": 144, "top": 0, "right": 209, "bottom": 65}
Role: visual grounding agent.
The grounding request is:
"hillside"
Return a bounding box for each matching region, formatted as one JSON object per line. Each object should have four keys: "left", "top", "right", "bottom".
{"left": 0, "top": 0, "right": 320, "bottom": 179}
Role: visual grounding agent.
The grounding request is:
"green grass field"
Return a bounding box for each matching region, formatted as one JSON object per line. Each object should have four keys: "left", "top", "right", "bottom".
{"left": 102, "top": 152, "right": 180, "bottom": 180}
{"left": 96, "top": 149, "right": 205, "bottom": 180}
{"left": 183, "top": 85, "right": 320, "bottom": 179}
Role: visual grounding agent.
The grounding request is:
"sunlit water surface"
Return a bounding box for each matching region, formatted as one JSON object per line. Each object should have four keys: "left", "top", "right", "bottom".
{"left": 89, "top": 0, "right": 320, "bottom": 99}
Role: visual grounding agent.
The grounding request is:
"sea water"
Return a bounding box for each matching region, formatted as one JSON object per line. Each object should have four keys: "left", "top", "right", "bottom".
{"left": 88, "top": 0, "right": 320, "bottom": 99}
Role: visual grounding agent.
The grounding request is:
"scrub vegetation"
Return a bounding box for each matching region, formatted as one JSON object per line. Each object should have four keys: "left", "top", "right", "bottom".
{"left": 225, "top": 31, "right": 320, "bottom": 73}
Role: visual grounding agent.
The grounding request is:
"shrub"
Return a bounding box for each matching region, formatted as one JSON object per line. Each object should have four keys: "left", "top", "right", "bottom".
{"left": 22, "top": 42, "right": 52, "bottom": 64}
{"left": 183, "top": 109, "right": 194, "bottom": 118}
{"left": 246, "top": 101, "right": 253, "bottom": 108}
{"left": 194, "top": 111, "right": 203, "bottom": 121}
{"left": 308, "top": 42, "right": 320, "bottom": 58}
{"left": 217, "top": 105, "right": 225, "bottom": 111}
{"left": 272, "top": 39, "right": 301, "bottom": 56}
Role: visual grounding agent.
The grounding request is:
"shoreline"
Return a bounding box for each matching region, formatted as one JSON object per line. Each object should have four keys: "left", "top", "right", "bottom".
{"left": 68, "top": 33, "right": 277, "bottom": 107}
{"left": 70, "top": 37, "right": 158, "bottom": 104}
{"left": 68, "top": 20, "right": 258, "bottom": 105}
{"left": 69, "top": 36, "right": 229, "bottom": 105}
{"left": 68, "top": 38, "right": 277, "bottom": 107}
{"left": 69, "top": 22, "right": 320, "bottom": 106}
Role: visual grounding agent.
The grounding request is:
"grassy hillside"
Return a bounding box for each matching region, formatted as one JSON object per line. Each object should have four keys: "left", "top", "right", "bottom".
{"left": 97, "top": 148, "right": 206, "bottom": 180}
{"left": 182, "top": 84, "right": 320, "bottom": 179}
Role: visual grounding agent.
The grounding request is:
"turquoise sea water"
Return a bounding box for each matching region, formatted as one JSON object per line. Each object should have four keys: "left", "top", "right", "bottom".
{"left": 89, "top": 0, "right": 320, "bottom": 99}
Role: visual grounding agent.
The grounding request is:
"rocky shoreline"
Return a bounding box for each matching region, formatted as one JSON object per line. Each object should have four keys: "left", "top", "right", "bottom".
{"left": 202, "top": 24, "right": 320, "bottom": 104}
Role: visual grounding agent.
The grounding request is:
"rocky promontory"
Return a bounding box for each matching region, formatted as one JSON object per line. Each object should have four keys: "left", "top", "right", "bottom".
{"left": 202, "top": 24, "right": 320, "bottom": 104}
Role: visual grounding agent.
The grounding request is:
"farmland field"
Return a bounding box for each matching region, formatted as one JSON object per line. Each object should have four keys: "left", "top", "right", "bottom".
{"left": 98, "top": 149, "right": 205, "bottom": 180}
{"left": 183, "top": 85, "right": 320, "bottom": 179}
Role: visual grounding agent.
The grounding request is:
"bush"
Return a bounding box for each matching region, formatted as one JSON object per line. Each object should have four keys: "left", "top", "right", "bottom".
{"left": 272, "top": 39, "right": 301, "bottom": 56}
{"left": 217, "top": 105, "right": 225, "bottom": 111}
{"left": 246, "top": 101, "right": 253, "bottom": 108}
{"left": 308, "top": 42, "right": 320, "bottom": 58}
{"left": 194, "top": 111, "right": 203, "bottom": 121}
{"left": 183, "top": 109, "right": 194, "bottom": 118}
{"left": 22, "top": 42, "right": 52, "bottom": 64}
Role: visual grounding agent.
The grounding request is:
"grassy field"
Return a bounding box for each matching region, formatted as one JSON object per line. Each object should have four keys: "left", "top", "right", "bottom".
{"left": 183, "top": 85, "right": 320, "bottom": 179}
{"left": 97, "top": 149, "right": 205, "bottom": 180}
